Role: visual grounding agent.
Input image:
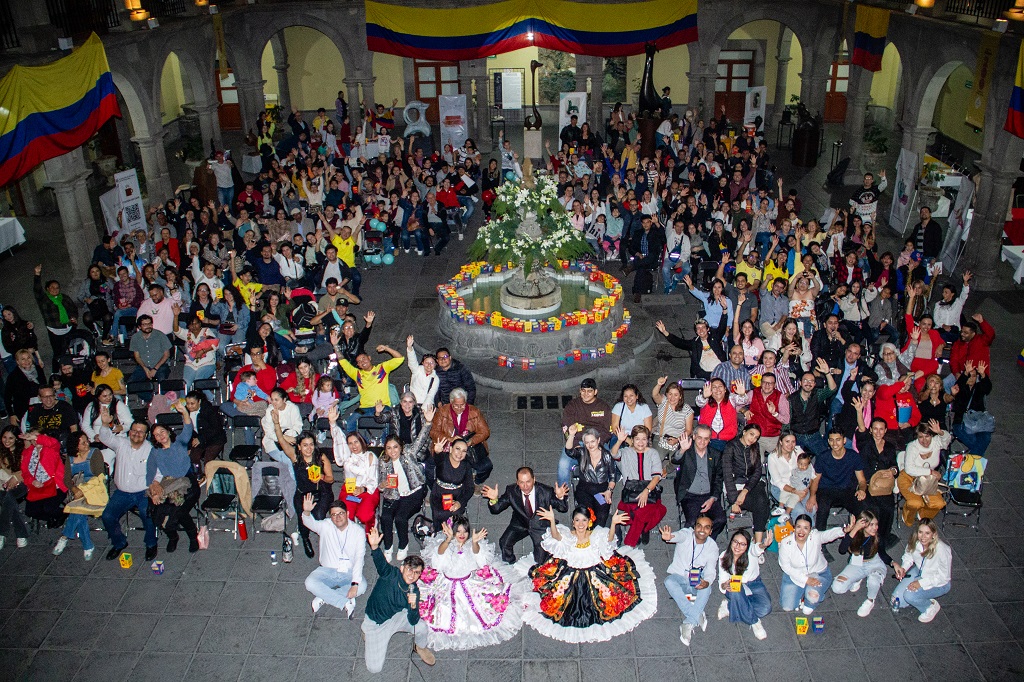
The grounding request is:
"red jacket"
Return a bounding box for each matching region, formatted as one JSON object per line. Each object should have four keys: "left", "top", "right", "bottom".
{"left": 20, "top": 434, "right": 67, "bottom": 502}
{"left": 230, "top": 364, "right": 278, "bottom": 402}
{"left": 435, "top": 187, "right": 460, "bottom": 209}
{"left": 699, "top": 399, "right": 739, "bottom": 441}
{"left": 875, "top": 383, "right": 920, "bottom": 430}
{"left": 901, "top": 314, "right": 944, "bottom": 360}
{"left": 949, "top": 319, "right": 994, "bottom": 376}
{"left": 747, "top": 388, "right": 785, "bottom": 437}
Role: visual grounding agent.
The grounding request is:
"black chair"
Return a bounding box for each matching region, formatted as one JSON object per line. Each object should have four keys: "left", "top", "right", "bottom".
{"left": 201, "top": 470, "right": 239, "bottom": 538}
{"left": 155, "top": 411, "right": 184, "bottom": 435}
{"left": 357, "top": 415, "right": 386, "bottom": 446}
{"left": 126, "top": 380, "right": 155, "bottom": 406}
{"left": 227, "top": 413, "right": 263, "bottom": 450}
{"left": 251, "top": 464, "right": 286, "bottom": 534}
{"left": 158, "top": 379, "right": 186, "bottom": 395}
{"left": 228, "top": 444, "right": 260, "bottom": 468}
{"left": 191, "top": 378, "right": 221, "bottom": 402}
{"left": 111, "top": 347, "right": 135, "bottom": 369}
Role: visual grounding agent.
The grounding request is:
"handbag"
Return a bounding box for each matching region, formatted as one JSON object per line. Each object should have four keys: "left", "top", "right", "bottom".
{"left": 867, "top": 469, "right": 896, "bottom": 497}
{"left": 621, "top": 479, "right": 662, "bottom": 504}
{"left": 963, "top": 409, "right": 994, "bottom": 435}
{"left": 911, "top": 474, "right": 939, "bottom": 496}
{"left": 196, "top": 525, "right": 210, "bottom": 550}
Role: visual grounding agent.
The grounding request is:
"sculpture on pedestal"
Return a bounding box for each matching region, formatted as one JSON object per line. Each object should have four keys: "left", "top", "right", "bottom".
{"left": 402, "top": 101, "right": 431, "bottom": 137}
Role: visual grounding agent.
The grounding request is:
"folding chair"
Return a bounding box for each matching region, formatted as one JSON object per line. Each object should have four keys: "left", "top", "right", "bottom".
{"left": 357, "top": 415, "right": 387, "bottom": 446}
{"left": 191, "top": 378, "right": 221, "bottom": 402}
{"left": 111, "top": 347, "right": 135, "bottom": 370}
{"left": 250, "top": 463, "right": 286, "bottom": 534}
{"left": 941, "top": 452, "right": 986, "bottom": 532}
{"left": 158, "top": 379, "right": 186, "bottom": 395}
{"left": 126, "top": 380, "right": 156, "bottom": 409}
{"left": 201, "top": 470, "right": 240, "bottom": 539}
{"left": 226, "top": 413, "right": 262, "bottom": 450}
{"left": 155, "top": 411, "right": 185, "bottom": 437}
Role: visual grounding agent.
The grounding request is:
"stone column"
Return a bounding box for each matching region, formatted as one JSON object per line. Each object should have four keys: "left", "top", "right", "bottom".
{"left": 194, "top": 101, "right": 223, "bottom": 152}
{"left": 475, "top": 76, "right": 492, "bottom": 149}
{"left": 575, "top": 55, "right": 604, "bottom": 130}
{"left": 842, "top": 66, "right": 873, "bottom": 182}
{"left": 770, "top": 29, "right": 795, "bottom": 128}
{"left": 686, "top": 68, "right": 717, "bottom": 122}
{"left": 132, "top": 134, "right": 173, "bottom": 203}
{"left": 42, "top": 150, "right": 95, "bottom": 279}
{"left": 342, "top": 78, "right": 362, "bottom": 119}
{"left": 959, "top": 163, "right": 1017, "bottom": 290}
{"left": 799, "top": 73, "right": 830, "bottom": 120}
{"left": 900, "top": 123, "right": 934, "bottom": 157}
{"left": 273, "top": 64, "right": 291, "bottom": 112}
{"left": 459, "top": 72, "right": 476, "bottom": 138}
{"left": 234, "top": 78, "right": 266, "bottom": 135}
{"left": 18, "top": 175, "right": 44, "bottom": 216}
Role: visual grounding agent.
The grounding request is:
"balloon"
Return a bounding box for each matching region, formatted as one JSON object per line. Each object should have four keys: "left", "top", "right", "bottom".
{"left": 505, "top": 171, "right": 517, "bottom": 181}
{"left": 370, "top": 254, "right": 382, "bottom": 265}
{"left": 382, "top": 253, "right": 395, "bottom": 265}
{"left": 369, "top": 219, "right": 381, "bottom": 231}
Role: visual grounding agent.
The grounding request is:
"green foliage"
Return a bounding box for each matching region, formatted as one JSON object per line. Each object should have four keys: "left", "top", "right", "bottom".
{"left": 602, "top": 57, "right": 627, "bottom": 103}
{"left": 538, "top": 48, "right": 577, "bottom": 105}
{"left": 864, "top": 125, "right": 889, "bottom": 155}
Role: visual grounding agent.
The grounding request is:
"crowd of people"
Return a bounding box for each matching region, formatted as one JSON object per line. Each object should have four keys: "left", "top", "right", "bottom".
{"left": 0, "top": 92, "right": 993, "bottom": 671}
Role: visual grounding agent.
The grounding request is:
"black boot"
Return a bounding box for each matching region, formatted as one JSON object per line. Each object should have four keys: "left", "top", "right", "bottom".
{"left": 302, "top": 536, "right": 315, "bottom": 558}
{"left": 145, "top": 545, "right": 158, "bottom": 561}
{"left": 166, "top": 534, "right": 179, "bottom": 553}
{"left": 106, "top": 544, "right": 127, "bottom": 561}
{"left": 641, "top": 531, "right": 650, "bottom": 545}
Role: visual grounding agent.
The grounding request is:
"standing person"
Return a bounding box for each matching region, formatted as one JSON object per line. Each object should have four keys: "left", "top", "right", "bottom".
{"left": 787, "top": 363, "right": 838, "bottom": 457}
{"left": 376, "top": 414, "right": 435, "bottom": 561}
{"left": 672, "top": 426, "right": 727, "bottom": 539}
{"left": 849, "top": 170, "right": 887, "bottom": 223}
{"left": 832, "top": 511, "right": 899, "bottom": 617}
{"left": 405, "top": 335, "right": 439, "bottom": 407}
{"left": 0, "top": 426, "right": 29, "bottom": 549}
{"left": 302, "top": 493, "right": 367, "bottom": 616}
{"left": 891, "top": 519, "right": 952, "bottom": 623}
{"left": 560, "top": 378, "right": 613, "bottom": 451}
{"left": 33, "top": 264, "right": 78, "bottom": 370}
{"left": 481, "top": 467, "right": 569, "bottom": 564}
{"left": 612, "top": 425, "right": 666, "bottom": 546}
{"left": 744, "top": 372, "right": 789, "bottom": 457}
{"left": 721, "top": 424, "right": 770, "bottom": 545}
{"left": 184, "top": 391, "right": 226, "bottom": 468}
{"left": 334, "top": 412, "right": 380, "bottom": 532}
{"left": 650, "top": 376, "right": 695, "bottom": 454}
{"left": 429, "top": 388, "right": 492, "bottom": 489}
{"left": 609, "top": 383, "right": 654, "bottom": 437}
{"left": 661, "top": 516, "right": 719, "bottom": 646}
{"left": 19, "top": 430, "right": 67, "bottom": 529}
{"left": 716, "top": 529, "right": 773, "bottom": 639}
{"left": 909, "top": 207, "right": 942, "bottom": 263}
{"left": 98, "top": 414, "right": 158, "bottom": 561}
{"left": 778, "top": 515, "right": 844, "bottom": 614}
{"left": 563, "top": 425, "right": 618, "bottom": 527}
{"left": 146, "top": 403, "right": 201, "bottom": 553}
{"left": 277, "top": 422, "right": 335, "bottom": 559}
{"left": 429, "top": 438, "right": 475, "bottom": 532}
{"left": 433, "top": 347, "right": 476, "bottom": 405}
{"left": 361, "top": 524, "right": 434, "bottom": 673}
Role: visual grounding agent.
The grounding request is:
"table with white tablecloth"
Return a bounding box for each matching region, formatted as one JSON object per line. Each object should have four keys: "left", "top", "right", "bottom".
{"left": 1001, "top": 244, "right": 1024, "bottom": 284}
{"left": 0, "top": 217, "right": 26, "bottom": 253}
{"left": 241, "top": 154, "right": 263, "bottom": 175}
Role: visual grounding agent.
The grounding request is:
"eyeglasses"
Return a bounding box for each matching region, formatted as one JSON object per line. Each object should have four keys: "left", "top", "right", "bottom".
{"left": 329, "top": 512, "right": 346, "bottom": 518}
{"left": 436, "top": 354, "right": 450, "bottom": 360}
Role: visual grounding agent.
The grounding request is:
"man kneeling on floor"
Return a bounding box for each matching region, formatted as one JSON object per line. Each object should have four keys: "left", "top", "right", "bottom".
{"left": 302, "top": 493, "right": 367, "bottom": 617}
{"left": 362, "top": 524, "right": 435, "bottom": 673}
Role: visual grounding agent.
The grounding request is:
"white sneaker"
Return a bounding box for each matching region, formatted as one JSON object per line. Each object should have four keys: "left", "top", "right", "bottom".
{"left": 718, "top": 600, "right": 730, "bottom": 620}
{"left": 698, "top": 612, "right": 708, "bottom": 632}
{"left": 0, "top": 536, "right": 5, "bottom": 551}
{"left": 312, "top": 597, "right": 325, "bottom": 614}
{"left": 53, "top": 536, "right": 68, "bottom": 556}
{"left": 857, "top": 598, "right": 875, "bottom": 617}
{"left": 396, "top": 547, "right": 409, "bottom": 562}
{"left": 918, "top": 599, "right": 941, "bottom": 623}
{"left": 416, "top": 250, "right": 424, "bottom": 256}
{"left": 458, "top": 233, "right": 464, "bottom": 241}
{"left": 383, "top": 546, "right": 394, "bottom": 563}
{"left": 751, "top": 620, "right": 767, "bottom": 640}
{"left": 849, "top": 580, "right": 862, "bottom": 593}
{"left": 344, "top": 598, "right": 356, "bottom": 619}
{"left": 16, "top": 538, "right": 27, "bottom": 549}
{"left": 770, "top": 506, "right": 786, "bottom": 517}
{"left": 679, "top": 623, "right": 693, "bottom": 646}
{"left": 800, "top": 602, "right": 814, "bottom": 616}
{"left": 83, "top": 549, "right": 94, "bottom": 561}
{"left": 403, "top": 249, "right": 411, "bottom": 254}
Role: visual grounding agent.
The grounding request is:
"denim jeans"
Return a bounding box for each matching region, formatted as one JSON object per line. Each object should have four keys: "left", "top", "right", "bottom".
{"left": 63, "top": 514, "right": 95, "bottom": 551}
{"left": 833, "top": 554, "right": 887, "bottom": 600}
{"left": 346, "top": 407, "right": 376, "bottom": 434}
{"left": 952, "top": 423, "right": 991, "bottom": 456}
{"left": 665, "top": 572, "right": 714, "bottom": 625}
{"left": 891, "top": 566, "right": 951, "bottom": 613}
{"left": 780, "top": 566, "right": 834, "bottom": 612}
{"left": 340, "top": 263, "right": 362, "bottom": 297}
{"left": 305, "top": 565, "right": 368, "bottom": 610}
{"left": 217, "top": 186, "right": 234, "bottom": 208}
{"left": 661, "top": 258, "right": 691, "bottom": 293}
{"left": 770, "top": 484, "right": 809, "bottom": 519}
{"left": 128, "top": 365, "right": 170, "bottom": 401}
{"left": 266, "top": 448, "right": 297, "bottom": 481}
{"left": 401, "top": 228, "right": 426, "bottom": 253}
{"left": 102, "top": 489, "right": 157, "bottom": 549}
{"left": 557, "top": 449, "right": 576, "bottom": 487}
{"left": 183, "top": 363, "right": 216, "bottom": 397}
{"left": 795, "top": 432, "right": 828, "bottom": 459}
{"left": 458, "top": 195, "right": 475, "bottom": 223}
{"left": 112, "top": 307, "right": 138, "bottom": 341}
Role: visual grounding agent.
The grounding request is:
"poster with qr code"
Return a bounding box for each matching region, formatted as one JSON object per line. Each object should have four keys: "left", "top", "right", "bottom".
{"left": 115, "top": 168, "right": 147, "bottom": 237}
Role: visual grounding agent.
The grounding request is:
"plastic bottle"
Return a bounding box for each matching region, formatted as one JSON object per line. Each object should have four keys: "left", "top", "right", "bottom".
{"left": 891, "top": 597, "right": 900, "bottom": 613}
{"left": 270, "top": 551, "right": 278, "bottom": 566}
{"left": 283, "top": 534, "right": 294, "bottom": 563}
{"left": 238, "top": 518, "right": 248, "bottom": 541}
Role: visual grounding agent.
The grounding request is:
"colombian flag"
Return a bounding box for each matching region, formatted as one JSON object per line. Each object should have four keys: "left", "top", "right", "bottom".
{"left": 0, "top": 33, "right": 120, "bottom": 188}
{"left": 851, "top": 6, "right": 889, "bottom": 72}
{"left": 365, "top": 0, "right": 698, "bottom": 60}
{"left": 1005, "top": 40, "right": 1024, "bottom": 139}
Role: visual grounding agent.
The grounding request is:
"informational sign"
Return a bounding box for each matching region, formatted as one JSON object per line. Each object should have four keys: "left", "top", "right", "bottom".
{"left": 114, "top": 168, "right": 147, "bottom": 237}
{"left": 501, "top": 70, "right": 522, "bottom": 110}
{"left": 744, "top": 86, "right": 767, "bottom": 126}
{"left": 558, "top": 92, "right": 587, "bottom": 134}
{"left": 888, "top": 148, "right": 920, "bottom": 235}
{"left": 438, "top": 95, "right": 469, "bottom": 150}
{"left": 966, "top": 33, "right": 999, "bottom": 130}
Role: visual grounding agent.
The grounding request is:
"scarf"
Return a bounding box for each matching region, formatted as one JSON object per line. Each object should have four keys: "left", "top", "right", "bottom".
{"left": 47, "top": 293, "right": 69, "bottom": 325}
{"left": 28, "top": 444, "right": 50, "bottom": 484}
{"left": 21, "top": 365, "right": 39, "bottom": 384}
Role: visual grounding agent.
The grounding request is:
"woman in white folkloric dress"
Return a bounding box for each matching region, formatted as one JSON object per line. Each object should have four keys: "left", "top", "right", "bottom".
{"left": 522, "top": 506, "right": 657, "bottom": 644}
{"left": 417, "top": 515, "right": 530, "bottom": 650}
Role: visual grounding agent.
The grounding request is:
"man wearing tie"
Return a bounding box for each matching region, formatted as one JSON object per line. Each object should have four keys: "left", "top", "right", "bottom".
{"left": 481, "top": 467, "right": 569, "bottom": 564}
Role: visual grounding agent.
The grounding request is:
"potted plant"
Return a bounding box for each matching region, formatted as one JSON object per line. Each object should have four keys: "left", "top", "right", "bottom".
{"left": 919, "top": 161, "right": 946, "bottom": 205}
{"left": 174, "top": 136, "right": 206, "bottom": 173}
{"left": 862, "top": 125, "right": 888, "bottom": 172}
{"left": 781, "top": 94, "right": 800, "bottom": 124}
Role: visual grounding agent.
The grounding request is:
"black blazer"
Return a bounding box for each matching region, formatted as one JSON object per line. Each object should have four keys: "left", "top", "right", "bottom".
{"left": 672, "top": 445, "right": 724, "bottom": 502}
{"left": 488, "top": 482, "right": 568, "bottom": 531}
{"left": 661, "top": 330, "right": 727, "bottom": 381}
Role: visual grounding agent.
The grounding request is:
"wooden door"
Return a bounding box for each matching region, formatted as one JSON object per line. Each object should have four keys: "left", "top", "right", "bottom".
{"left": 216, "top": 68, "right": 241, "bottom": 131}
{"left": 715, "top": 50, "right": 754, "bottom": 123}
{"left": 825, "top": 60, "right": 849, "bottom": 123}
{"left": 413, "top": 60, "right": 460, "bottom": 124}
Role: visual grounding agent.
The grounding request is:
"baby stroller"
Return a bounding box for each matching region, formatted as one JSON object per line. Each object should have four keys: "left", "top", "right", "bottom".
{"left": 64, "top": 328, "right": 98, "bottom": 371}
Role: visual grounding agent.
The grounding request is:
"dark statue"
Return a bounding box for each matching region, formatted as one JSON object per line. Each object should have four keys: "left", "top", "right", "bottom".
{"left": 524, "top": 59, "right": 543, "bottom": 131}
{"left": 637, "top": 43, "right": 660, "bottom": 118}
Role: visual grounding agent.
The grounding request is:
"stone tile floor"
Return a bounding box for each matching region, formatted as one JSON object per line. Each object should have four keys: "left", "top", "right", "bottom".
{"left": 0, "top": 124, "right": 1022, "bottom": 680}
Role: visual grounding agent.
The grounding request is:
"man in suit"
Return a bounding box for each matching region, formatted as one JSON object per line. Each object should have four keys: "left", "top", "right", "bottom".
{"left": 481, "top": 467, "right": 569, "bottom": 563}
{"left": 671, "top": 424, "right": 727, "bottom": 539}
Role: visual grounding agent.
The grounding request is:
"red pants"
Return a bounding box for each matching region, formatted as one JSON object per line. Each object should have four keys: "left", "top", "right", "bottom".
{"left": 342, "top": 489, "right": 380, "bottom": 532}
{"left": 617, "top": 499, "right": 667, "bottom": 547}
{"left": 910, "top": 357, "right": 938, "bottom": 392}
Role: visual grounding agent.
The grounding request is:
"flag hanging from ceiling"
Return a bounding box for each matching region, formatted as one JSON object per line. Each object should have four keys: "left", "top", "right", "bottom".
{"left": 851, "top": 5, "right": 889, "bottom": 72}
{"left": 0, "top": 33, "right": 120, "bottom": 188}
{"left": 1005, "top": 40, "right": 1024, "bottom": 139}
{"left": 364, "top": 0, "right": 698, "bottom": 60}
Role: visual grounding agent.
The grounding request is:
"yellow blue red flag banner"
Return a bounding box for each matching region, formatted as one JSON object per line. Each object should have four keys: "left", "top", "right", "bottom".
{"left": 1005, "top": 40, "right": 1024, "bottom": 139}
{"left": 851, "top": 5, "right": 889, "bottom": 72}
{"left": 0, "top": 33, "right": 119, "bottom": 188}
{"left": 364, "top": 0, "right": 698, "bottom": 60}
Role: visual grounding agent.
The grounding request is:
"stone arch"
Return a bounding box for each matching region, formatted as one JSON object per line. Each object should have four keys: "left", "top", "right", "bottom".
{"left": 237, "top": 10, "right": 357, "bottom": 81}
{"left": 913, "top": 60, "right": 965, "bottom": 129}
{"left": 260, "top": 25, "right": 347, "bottom": 112}
{"left": 698, "top": 3, "right": 822, "bottom": 74}
{"left": 110, "top": 69, "right": 152, "bottom": 139}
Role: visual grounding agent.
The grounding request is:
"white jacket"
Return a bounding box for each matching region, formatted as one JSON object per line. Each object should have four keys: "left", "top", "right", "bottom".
{"left": 932, "top": 285, "right": 969, "bottom": 329}
{"left": 407, "top": 346, "right": 440, "bottom": 407}
{"left": 778, "top": 527, "right": 845, "bottom": 587}
{"left": 901, "top": 539, "right": 952, "bottom": 591}
{"left": 262, "top": 402, "right": 304, "bottom": 454}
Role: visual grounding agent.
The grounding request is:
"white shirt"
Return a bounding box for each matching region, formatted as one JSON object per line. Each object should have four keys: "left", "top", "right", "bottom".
{"left": 667, "top": 527, "right": 719, "bottom": 583}
{"left": 407, "top": 346, "right": 439, "bottom": 407}
{"left": 82, "top": 400, "right": 134, "bottom": 442}
{"left": 932, "top": 286, "right": 969, "bottom": 329}
{"left": 899, "top": 431, "right": 951, "bottom": 478}
{"left": 900, "top": 540, "right": 952, "bottom": 591}
{"left": 99, "top": 426, "right": 153, "bottom": 494}
{"left": 778, "top": 527, "right": 845, "bottom": 587}
{"left": 301, "top": 513, "right": 367, "bottom": 583}
{"left": 261, "top": 403, "right": 304, "bottom": 454}
{"left": 275, "top": 254, "right": 305, "bottom": 281}
{"left": 344, "top": 450, "right": 379, "bottom": 494}
{"left": 718, "top": 543, "right": 766, "bottom": 591}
